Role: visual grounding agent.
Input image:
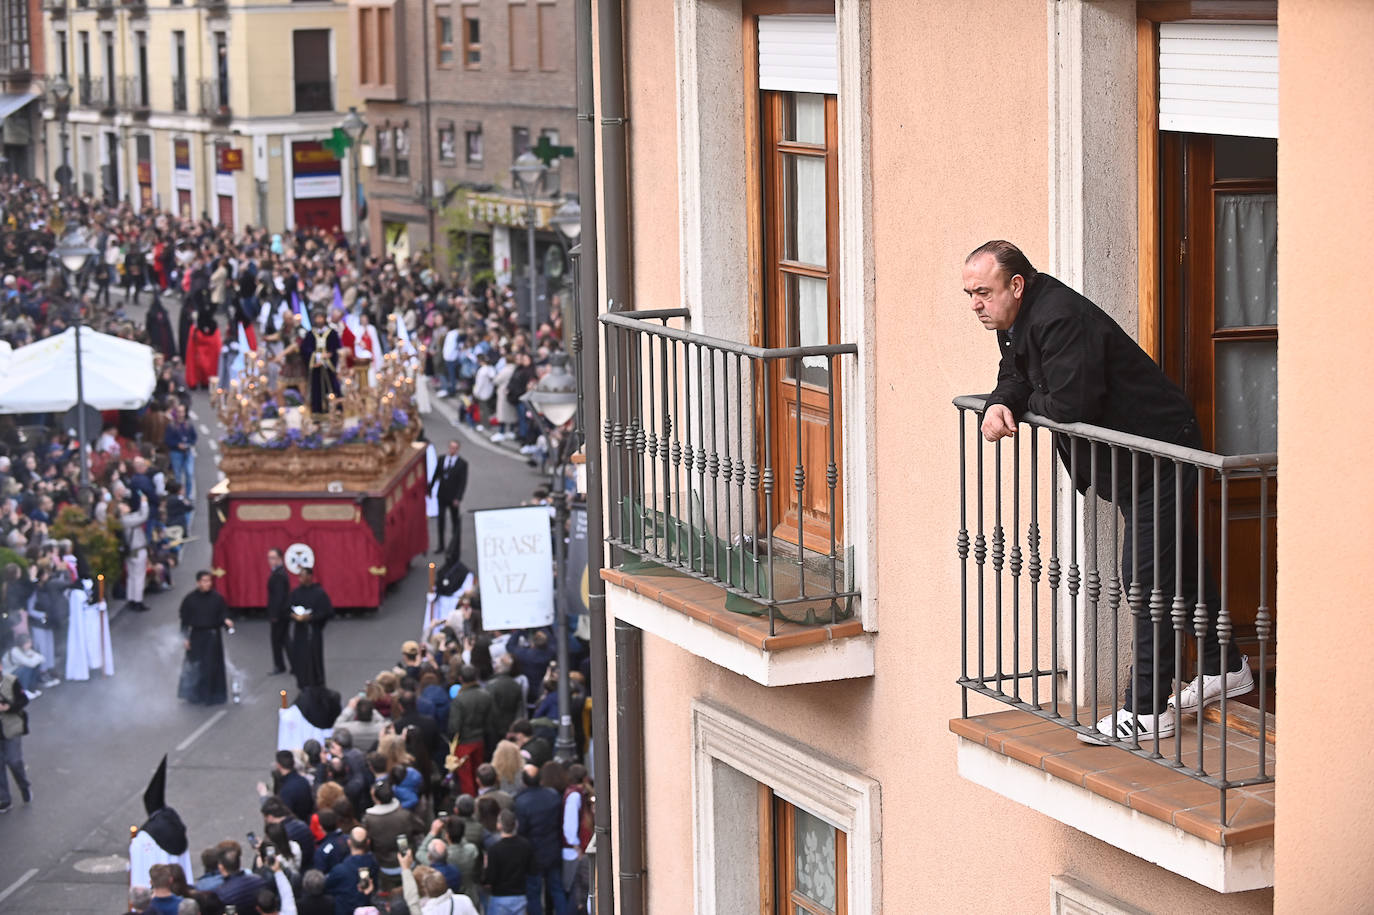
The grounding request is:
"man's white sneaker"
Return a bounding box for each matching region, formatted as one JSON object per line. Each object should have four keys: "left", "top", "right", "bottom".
{"left": 23, "top": 689, "right": 41, "bottom": 700}
{"left": 1168, "top": 656, "right": 1254, "bottom": 713}
{"left": 1077, "top": 707, "right": 1176, "bottom": 745}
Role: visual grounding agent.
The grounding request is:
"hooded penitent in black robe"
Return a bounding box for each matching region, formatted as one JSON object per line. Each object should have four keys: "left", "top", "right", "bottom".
{"left": 146, "top": 299, "right": 177, "bottom": 359}
{"left": 140, "top": 755, "right": 189, "bottom": 856}
{"left": 177, "top": 586, "right": 229, "bottom": 705}
{"left": 287, "top": 580, "right": 333, "bottom": 689}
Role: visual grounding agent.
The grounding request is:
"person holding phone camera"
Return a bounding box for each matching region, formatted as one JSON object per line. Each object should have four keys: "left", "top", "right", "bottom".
{"left": 323, "top": 826, "right": 377, "bottom": 915}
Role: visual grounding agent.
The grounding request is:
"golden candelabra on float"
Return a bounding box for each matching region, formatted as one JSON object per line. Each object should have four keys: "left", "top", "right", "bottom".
{"left": 211, "top": 342, "right": 426, "bottom": 491}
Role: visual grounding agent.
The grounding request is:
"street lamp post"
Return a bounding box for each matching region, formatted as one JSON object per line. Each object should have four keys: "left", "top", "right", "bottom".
{"left": 50, "top": 75, "right": 73, "bottom": 197}
{"left": 550, "top": 198, "right": 584, "bottom": 427}
{"left": 340, "top": 107, "right": 368, "bottom": 268}
{"left": 522, "top": 353, "right": 580, "bottom": 765}
{"left": 511, "top": 150, "right": 547, "bottom": 336}
{"left": 54, "top": 235, "right": 99, "bottom": 489}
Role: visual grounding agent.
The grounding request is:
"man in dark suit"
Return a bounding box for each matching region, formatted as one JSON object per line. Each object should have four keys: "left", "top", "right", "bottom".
{"left": 429, "top": 439, "right": 469, "bottom": 556}
{"left": 966, "top": 240, "right": 1251, "bottom": 744}
{"left": 266, "top": 547, "right": 291, "bottom": 675}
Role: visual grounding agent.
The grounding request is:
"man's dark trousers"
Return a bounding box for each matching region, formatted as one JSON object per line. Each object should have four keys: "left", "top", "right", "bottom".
{"left": 267, "top": 564, "right": 291, "bottom": 674}
{"left": 1109, "top": 421, "right": 1242, "bottom": 715}
{"left": 438, "top": 500, "right": 461, "bottom": 557}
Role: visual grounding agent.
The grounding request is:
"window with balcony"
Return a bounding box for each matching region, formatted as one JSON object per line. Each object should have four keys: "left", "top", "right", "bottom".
{"left": 56, "top": 30, "right": 68, "bottom": 79}
{"left": 171, "top": 30, "right": 186, "bottom": 112}
{"left": 292, "top": 29, "right": 333, "bottom": 112}
{"left": 599, "top": 0, "right": 871, "bottom": 687}
{"left": 947, "top": 7, "right": 1277, "bottom": 894}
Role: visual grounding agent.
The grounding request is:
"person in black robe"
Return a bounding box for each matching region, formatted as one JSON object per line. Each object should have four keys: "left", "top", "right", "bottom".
{"left": 298, "top": 310, "right": 341, "bottom": 414}
{"left": 177, "top": 570, "right": 235, "bottom": 705}
{"left": 145, "top": 298, "right": 177, "bottom": 359}
{"left": 139, "top": 755, "right": 189, "bottom": 858}
{"left": 177, "top": 293, "right": 195, "bottom": 359}
{"left": 287, "top": 562, "right": 333, "bottom": 689}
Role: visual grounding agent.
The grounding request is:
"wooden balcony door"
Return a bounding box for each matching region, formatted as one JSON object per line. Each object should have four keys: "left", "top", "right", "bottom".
{"left": 759, "top": 88, "right": 843, "bottom": 552}
{"left": 1160, "top": 132, "right": 1278, "bottom": 678}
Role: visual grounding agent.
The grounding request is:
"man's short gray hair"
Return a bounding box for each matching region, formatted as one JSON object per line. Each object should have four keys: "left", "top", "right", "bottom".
{"left": 177, "top": 899, "right": 201, "bottom": 915}
{"left": 129, "top": 887, "right": 153, "bottom": 909}
{"left": 331, "top": 727, "right": 354, "bottom": 749}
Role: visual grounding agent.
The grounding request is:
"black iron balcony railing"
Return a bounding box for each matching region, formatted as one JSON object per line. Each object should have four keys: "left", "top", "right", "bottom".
{"left": 123, "top": 0, "right": 148, "bottom": 15}
{"left": 171, "top": 75, "right": 187, "bottom": 112}
{"left": 78, "top": 75, "right": 105, "bottom": 108}
{"left": 953, "top": 394, "right": 1276, "bottom": 820}
{"left": 294, "top": 78, "right": 334, "bottom": 113}
{"left": 198, "top": 76, "right": 229, "bottom": 120}
{"left": 600, "top": 308, "right": 859, "bottom": 633}
{"left": 43, "top": 0, "right": 66, "bottom": 16}
{"left": 119, "top": 75, "right": 149, "bottom": 113}
{"left": 95, "top": 0, "right": 114, "bottom": 13}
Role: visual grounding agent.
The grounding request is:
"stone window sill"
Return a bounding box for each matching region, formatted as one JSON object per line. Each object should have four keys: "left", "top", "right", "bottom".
{"left": 602, "top": 567, "right": 874, "bottom": 686}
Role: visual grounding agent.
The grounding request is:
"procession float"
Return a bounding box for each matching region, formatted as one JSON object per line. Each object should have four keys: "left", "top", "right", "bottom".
{"left": 208, "top": 340, "right": 429, "bottom": 611}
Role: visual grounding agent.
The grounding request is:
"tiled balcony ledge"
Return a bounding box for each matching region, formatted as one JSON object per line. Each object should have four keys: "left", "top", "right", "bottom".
{"left": 602, "top": 567, "right": 874, "bottom": 686}
{"left": 951, "top": 709, "right": 1275, "bottom": 893}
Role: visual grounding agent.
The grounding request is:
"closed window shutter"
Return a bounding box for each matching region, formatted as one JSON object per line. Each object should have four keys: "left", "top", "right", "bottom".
{"left": 758, "top": 14, "right": 837, "bottom": 95}
{"left": 1159, "top": 22, "right": 1277, "bottom": 138}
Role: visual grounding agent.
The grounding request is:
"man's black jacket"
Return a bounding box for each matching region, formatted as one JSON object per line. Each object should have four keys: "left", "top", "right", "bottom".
{"left": 985, "top": 272, "right": 1198, "bottom": 495}
{"left": 266, "top": 564, "right": 289, "bottom": 622}
{"left": 430, "top": 453, "right": 469, "bottom": 502}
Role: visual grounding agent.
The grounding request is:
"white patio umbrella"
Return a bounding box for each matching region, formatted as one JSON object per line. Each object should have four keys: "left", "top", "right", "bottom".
{"left": 0, "top": 326, "right": 156, "bottom": 413}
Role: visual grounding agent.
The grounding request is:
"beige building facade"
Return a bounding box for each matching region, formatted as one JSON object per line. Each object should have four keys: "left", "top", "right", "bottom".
{"left": 588, "top": 0, "right": 1374, "bottom": 912}
{"left": 39, "top": 0, "right": 361, "bottom": 234}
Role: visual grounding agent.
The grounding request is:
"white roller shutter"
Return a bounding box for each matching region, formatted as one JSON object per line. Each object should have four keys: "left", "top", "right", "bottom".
{"left": 1159, "top": 22, "right": 1277, "bottom": 138}
{"left": 758, "top": 15, "right": 837, "bottom": 95}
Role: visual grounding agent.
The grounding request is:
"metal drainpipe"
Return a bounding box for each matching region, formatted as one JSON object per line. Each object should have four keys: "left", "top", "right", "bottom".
{"left": 571, "top": 1, "right": 615, "bottom": 906}
{"left": 573, "top": 0, "right": 615, "bottom": 910}
{"left": 421, "top": 0, "right": 436, "bottom": 257}
{"left": 596, "top": 0, "right": 646, "bottom": 912}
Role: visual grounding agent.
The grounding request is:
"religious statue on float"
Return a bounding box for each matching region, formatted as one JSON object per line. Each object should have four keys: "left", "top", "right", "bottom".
{"left": 299, "top": 309, "right": 341, "bottom": 414}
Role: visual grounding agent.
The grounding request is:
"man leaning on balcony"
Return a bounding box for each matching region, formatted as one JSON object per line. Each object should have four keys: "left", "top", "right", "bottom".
{"left": 962, "top": 240, "right": 1253, "bottom": 744}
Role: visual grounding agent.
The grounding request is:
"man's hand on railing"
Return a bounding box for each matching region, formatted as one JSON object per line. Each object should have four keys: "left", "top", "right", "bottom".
{"left": 981, "top": 404, "right": 1017, "bottom": 442}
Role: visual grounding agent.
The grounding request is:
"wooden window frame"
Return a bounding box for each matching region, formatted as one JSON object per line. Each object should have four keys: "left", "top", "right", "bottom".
{"left": 759, "top": 786, "right": 848, "bottom": 915}
{"left": 462, "top": 15, "right": 481, "bottom": 69}
{"left": 536, "top": 2, "right": 556, "bottom": 71}
{"left": 1135, "top": 0, "right": 1277, "bottom": 358}
{"left": 436, "top": 8, "right": 454, "bottom": 68}
{"left": 508, "top": 1, "right": 530, "bottom": 72}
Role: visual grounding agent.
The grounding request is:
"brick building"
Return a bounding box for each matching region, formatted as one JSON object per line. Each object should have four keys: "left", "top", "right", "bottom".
{"left": 352, "top": 0, "right": 577, "bottom": 306}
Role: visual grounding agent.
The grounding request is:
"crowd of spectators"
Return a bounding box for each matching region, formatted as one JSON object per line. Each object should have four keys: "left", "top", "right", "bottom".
{"left": 0, "top": 174, "right": 578, "bottom": 704}
{"left": 127, "top": 628, "right": 594, "bottom": 915}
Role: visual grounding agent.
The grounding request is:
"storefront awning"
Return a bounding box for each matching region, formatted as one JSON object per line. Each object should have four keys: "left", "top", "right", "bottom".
{"left": 0, "top": 93, "right": 38, "bottom": 123}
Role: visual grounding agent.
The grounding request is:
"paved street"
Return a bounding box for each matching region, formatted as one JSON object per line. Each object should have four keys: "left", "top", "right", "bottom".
{"left": 0, "top": 303, "right": 544, "bottom": 912}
